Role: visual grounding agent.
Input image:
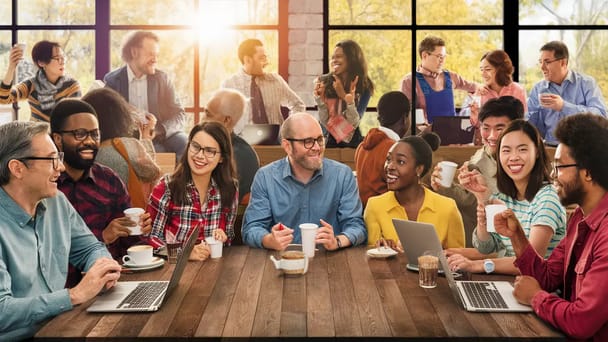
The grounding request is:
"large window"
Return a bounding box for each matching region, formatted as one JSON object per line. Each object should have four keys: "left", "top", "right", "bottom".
{"left": 1, "top": 0, "right": 281, "bottom": 126}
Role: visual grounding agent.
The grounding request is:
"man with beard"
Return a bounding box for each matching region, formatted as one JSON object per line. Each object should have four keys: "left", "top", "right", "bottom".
{"left": 104, "top": 31, "right": 188, "bottom": 159}
{"left": 242, "top": 112, "right": 366, "bottom": 251}
{"left": 49, "top": 99, "right": 152, "bottom": 287}
{"left": 494, "top": 113, "right": 608, "bottom": 340}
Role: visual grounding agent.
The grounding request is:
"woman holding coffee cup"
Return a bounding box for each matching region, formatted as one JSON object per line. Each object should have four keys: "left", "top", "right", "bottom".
{"left": 0, "top": 40, "right": 81, "bottom": 122}
{"left": 364, "top": 135, "right": 465, "bottom": 251}
{"left": 447, "top": 120, "right": 566, "bottom": 275}
{"left": 147, "top": 121, "right": 237, "bottom": 261}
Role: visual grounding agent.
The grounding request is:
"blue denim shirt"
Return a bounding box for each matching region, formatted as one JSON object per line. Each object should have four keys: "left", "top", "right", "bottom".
{"left": 527, "top": 70, "right": 607, "bottom": 145}
{"left": 0, "top": 188, "right": 110, "bottom": 340}
{"left": 242, "top": 157, "right": 367, "bottom": 248}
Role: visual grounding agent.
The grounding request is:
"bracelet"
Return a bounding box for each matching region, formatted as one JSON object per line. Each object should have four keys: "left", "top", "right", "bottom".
{"left": 335, "top": 236, "right": 343, "bottom": 250}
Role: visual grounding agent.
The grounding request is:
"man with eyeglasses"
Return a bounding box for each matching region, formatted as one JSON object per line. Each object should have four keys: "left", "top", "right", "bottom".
{"left": 400, "top": 35, "right": 479, "bottom": 125}
{"left": 49, "top": 99, "right": 153, "bottom": 287}
{"left": 221, "top": 38, "right": 305, "bottom": 135}
{"left": 528, "top": 41, "right": 607, "bottom": 146}
{"left": 0, "top": 121, "right": 121, "bottom": 340}
{"left": 494, "top": 113, "right": 608, "bottom": 340}
{"left": 242, "top": 112, "right": 366, "bottom": 251}
{"left": 104, "top": 31, "right": 188, "bottom": 160}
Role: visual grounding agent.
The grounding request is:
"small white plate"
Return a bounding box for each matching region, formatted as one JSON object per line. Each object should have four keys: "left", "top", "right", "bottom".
{"left": 123, "top": 256, "right": 165, "bottom": 270}
{"left": 366, "top": 247, "right": 398, "bottom": 259}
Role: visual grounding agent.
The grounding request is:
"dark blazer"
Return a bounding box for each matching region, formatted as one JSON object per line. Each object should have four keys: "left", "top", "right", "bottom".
{"left": 104, "top": 66, "right": 185, "bottom": 139}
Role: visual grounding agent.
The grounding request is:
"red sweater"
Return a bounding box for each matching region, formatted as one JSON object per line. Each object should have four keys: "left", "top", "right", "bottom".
{"left": 354, "top": 128, "right": 396, "bottom": 207}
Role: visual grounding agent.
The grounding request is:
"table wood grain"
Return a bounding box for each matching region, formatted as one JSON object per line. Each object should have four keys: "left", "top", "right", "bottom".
{"left": 36, "top": 246, "right": 565, "bottom": 339}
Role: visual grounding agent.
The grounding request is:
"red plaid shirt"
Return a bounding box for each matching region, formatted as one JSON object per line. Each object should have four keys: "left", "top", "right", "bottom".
{"left": 148, "top": 175, "right": 237, "bottom": 248}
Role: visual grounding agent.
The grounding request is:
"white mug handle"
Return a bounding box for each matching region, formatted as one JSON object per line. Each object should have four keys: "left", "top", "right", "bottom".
{"left": 122, "top": 255, "right": 131, "bottom": 264}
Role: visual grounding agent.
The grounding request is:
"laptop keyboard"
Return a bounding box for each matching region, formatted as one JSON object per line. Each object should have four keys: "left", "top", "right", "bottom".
{"left": 117, "top": 282, "right": 167, "bottom": 309}
{"left": 462, "top": 282, "right": 508, "bottom": 309}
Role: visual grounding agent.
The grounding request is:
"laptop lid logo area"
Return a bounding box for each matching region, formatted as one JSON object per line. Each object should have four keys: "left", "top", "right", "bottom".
{"left": 392, "top": 219, "right": 444, "bottom": 271}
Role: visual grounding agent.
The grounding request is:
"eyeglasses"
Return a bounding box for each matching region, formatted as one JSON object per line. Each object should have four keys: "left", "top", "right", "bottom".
{"left": 51, "top": 55, "right": 67, "bottom": 63}
{"left": 538, "top": 58, "right": 563, "bottom": 67}
{"left": 189, "top": 141, "right": 219, "bottom": 158}
{"left": 428, "top": 53, "right": 447, "bottom": 61}
{"left": 551, "top": 162, "right": 578, "bottom": 175}
{"left": 58, "top": 129, "right": 100, "bottom": 141}
{"left": 18, "top": 152, "right": 64, "bottom": 170}
{"left": 285, "top": 135, "right": 326, "bottom": 149}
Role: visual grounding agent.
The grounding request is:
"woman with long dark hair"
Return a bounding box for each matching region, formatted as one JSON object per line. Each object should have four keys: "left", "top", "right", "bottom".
{"left": 148, "top": 121, "right": 238, "bottom": 261}
{"left": 313, "top": 39, "right": 374, "bottom": 147}
{"left": 447, "top": 120, "right": 566, "bottom": 274}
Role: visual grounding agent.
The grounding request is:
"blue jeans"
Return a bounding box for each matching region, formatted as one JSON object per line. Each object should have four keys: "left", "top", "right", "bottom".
{"left": 154, "top": 132, "right": 188, "bottom": 161}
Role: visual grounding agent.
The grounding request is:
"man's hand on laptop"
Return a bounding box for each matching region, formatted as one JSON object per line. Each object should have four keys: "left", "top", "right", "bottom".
{"left": 69, "top": 257, "right": 121, "bottom": 306}
{"left": 513, "top": 275, "right": 540, "bottom": 306}
{"left": 263, "top": 223, "right": 294, "bottom": 251}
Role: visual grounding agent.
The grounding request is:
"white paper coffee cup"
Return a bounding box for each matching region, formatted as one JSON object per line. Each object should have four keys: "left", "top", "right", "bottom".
{"left": 206, "top": 237, "right": 223, "bottom": 258}
{"left": 485, "top": 204, "right": 508, "bottom": 233}
{"left": 438, "top": 161, "right": 458, "bottom": 187}
{"left": 415, "top": 108, "right": 426, "bottom": 125}
{"left": 299, "top": 223, "right": 319, "bottom": 258}
{"left": 124, "top": 207, "right": 145, "bottom": 235}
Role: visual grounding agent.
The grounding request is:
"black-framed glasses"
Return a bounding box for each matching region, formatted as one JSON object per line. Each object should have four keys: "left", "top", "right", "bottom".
{"left": 18, "top": 152, "right": 64, "bottom": 170}
{"left": 551, "top": 162, "right": 578, "bottom": 175}
{"left": 538, "top": 58, "right": 563, "bottom": 67}
{"left": 58, "top": 129, "right": 100, "bottom": 141}
{"left": 285, "top": 135, "right": 326, "bottom": 149}
{"left": 51, "top": 55, "right": 66, "bottom": 63}
{"left": 189, "top": 141, "right": 219, "bottom": 158}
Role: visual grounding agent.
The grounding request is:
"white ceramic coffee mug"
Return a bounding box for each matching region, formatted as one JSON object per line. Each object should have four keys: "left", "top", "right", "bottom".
{"left": 122, "top": 245, "right": 153, "bottom": 265}
{"left": 485, "top": 204, "right": 508, "bottom": 233}
{"left": 438, "top": 161, "right": 458, "bottom": 187}
{"left": 123, "top": 207, "right": 145, "bottom": 235}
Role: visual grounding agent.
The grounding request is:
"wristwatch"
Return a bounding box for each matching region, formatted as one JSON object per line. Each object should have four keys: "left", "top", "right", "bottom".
{"left": 483, "top": 259, "right": 495, "bottom": 274}
{"left": 335, "top": 235, "right": 343, "bottom": 250}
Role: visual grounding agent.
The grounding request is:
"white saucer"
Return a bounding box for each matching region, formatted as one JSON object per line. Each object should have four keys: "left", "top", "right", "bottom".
{"left": 123, "top": 256, "right": 165, "bottom": 270}
{"left": 366, "top": 247, "right": 398, "bottom": 259}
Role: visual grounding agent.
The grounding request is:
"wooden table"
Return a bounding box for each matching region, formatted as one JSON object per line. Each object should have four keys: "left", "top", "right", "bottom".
{"left": 36, "top": 246, "right": 564, "bottom": 339}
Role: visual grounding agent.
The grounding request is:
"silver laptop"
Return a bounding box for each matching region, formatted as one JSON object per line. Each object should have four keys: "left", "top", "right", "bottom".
{"left": 87, "top": 226, "right": 199, "bottom": 313}
{"left": 392, "top": 219, "right": 531, "bottom": 312}
{"left": 241, "top": 124, "right": 280, "bottom": 145}
{"left": 392, "top": 218, "right": 445, "bottom": 272}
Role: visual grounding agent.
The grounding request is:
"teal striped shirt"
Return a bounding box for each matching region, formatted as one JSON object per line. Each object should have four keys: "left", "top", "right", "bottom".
{"left": 492, "top": 184, "right": 566, "bottom": 257}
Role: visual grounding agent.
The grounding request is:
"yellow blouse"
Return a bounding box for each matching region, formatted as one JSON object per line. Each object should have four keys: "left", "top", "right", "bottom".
{"left": 364, "top": 187, "right": 465, "bottom": 248}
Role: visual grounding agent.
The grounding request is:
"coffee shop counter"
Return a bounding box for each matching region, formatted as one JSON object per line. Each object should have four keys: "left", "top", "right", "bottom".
{"left": 35, "top": 246, "right": 564, "bottom": 340}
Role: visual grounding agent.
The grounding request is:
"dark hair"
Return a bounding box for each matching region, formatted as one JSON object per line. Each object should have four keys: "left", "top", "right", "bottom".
{"left": 478, "top": 96, "right": 525, "bottom": 123}
{"left": 554, "top": 113, "right": 608, "bottom": 190}
{"left": 31, "top": 40, "right": 61, "bottom": 68}
{"left": 50, "top": 98, "right": 98, "bottom": 133}
{"left": 121, "top": 31, "right": 159, "bottom": 62}
{"left": 418, "top": 36, "right": 445, "bottom": 57}
{"left": 481, "top": 50, "right": 514, "bottom": 87}
{"left": 169, "top": 121, "right": 237, "bottom": 209}
{"left": 540, "top": 41, "right": 569, "bottom": 62}
{"left": 82, "top": 88, "right": 135, "bottom": 140}
{"left": 238, "top": 39, "right": 263, "bottom": 65}
{"left": 496, "top": 120, "right": 550, "bottom": 201}
{"left": 377, "top": 91, "right": 410, "bottom": 127}
{"left": 399, "top": 135, "right": 434, "bottom": 177}
{"left": 418, "top": 131, "right": 441, "bottom": 152}
{"left": 334, "top": 40, "right": 374, "bottom": 96}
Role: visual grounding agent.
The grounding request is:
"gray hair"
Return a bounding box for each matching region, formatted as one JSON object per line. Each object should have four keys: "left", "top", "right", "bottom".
{"left": 206, "top": 89, "right": 246, "bottom": 122}
{"left": 121, "top": 30, "right": 159, "bottom": 63}
{"left": 0, "top": 121, "right": 49, "bottom": 185}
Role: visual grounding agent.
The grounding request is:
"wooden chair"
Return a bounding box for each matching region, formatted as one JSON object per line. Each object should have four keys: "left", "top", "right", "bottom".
{"left": 155, "top": 152, "right": 176, "bottom": 175}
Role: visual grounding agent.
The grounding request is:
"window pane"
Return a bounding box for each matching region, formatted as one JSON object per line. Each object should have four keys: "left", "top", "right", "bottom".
{"left": 519, "top": 0, "right": 606, "bottom": 26}
{"left": 329, "top": 0, "right": 411, "bottom": 25}
{"left": 416, "top": 30, "right": 503, "bottom": 106}
{"left": 417, "top": 0, "right": 502, "bottom": 25}
{"left": 110, "top": 30, "right": 195, "bottom": 109}
{"left": 0, "top": 0, "right": 10, "bottom": 24}
{"left": 519, "top": 30, "right": 608, "bottom": 99}
{"left": 0, "top": 31, "right": 11, "bottom": 74}
{"left": 111, "top": 0, "right": 196, "bottom": 25}
{"left": 199, "top": 30, "right": 278, "bottom": 106}
{"left": 111, "top": 0, "right": 277, "bottom": 25}
{"left": 18, "top": 0, "right": 94, "bottom": 25}
{"left": 329, "top": 30, "right": 411, "bottom": 134}
{"left": 15, "top": 30, "right": 95, "bottom": 121}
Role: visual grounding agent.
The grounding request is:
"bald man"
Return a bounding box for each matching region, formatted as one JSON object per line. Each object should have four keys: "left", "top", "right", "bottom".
{"left": 242, "top": 112, "right": 366, "bottom": 251}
